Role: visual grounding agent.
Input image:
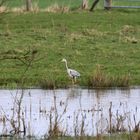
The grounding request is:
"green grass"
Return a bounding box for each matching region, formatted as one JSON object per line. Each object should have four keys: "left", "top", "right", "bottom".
{"left": 2, "top": 0, "right": 103, "bottom": 10}
{"left": 112, "top": 1, "right": 140, "bottom": 7}
{"left": 3, "top": 0, "right": 140, "bottom": 10}
{"left": 0, "top": 9, "right": 140, "bottom": 88}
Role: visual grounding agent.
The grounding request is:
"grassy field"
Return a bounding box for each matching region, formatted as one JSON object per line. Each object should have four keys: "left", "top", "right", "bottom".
{"left": 2, "top": 0, "right": 103, "bottom": 9}
{"left": 0, "top": 9, "right": 140, "bottom": 88}
{"left": 2, "top": 0, "right": 140, "bottom": 10}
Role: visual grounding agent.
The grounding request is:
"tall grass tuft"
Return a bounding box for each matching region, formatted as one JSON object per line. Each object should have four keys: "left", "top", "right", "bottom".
{"left": 44, "top": 3, "right": 69, "bottom": 13}
{"left": 11, "top": 6, "right": 25, "bottom": 13}
{"left": 0, "top": 6, "right": 7, "bottom": 13}
{"left": 88, "top": 65, "right": 130, "bottom": 88}
{"left": 39, "top": 79, "right": 56, "bottom": 89}
{"left": 119, "top": 25, "right": 138, "bottom": 44}
{"left": 134, "top": 132, "right": 140, "bottom": 140}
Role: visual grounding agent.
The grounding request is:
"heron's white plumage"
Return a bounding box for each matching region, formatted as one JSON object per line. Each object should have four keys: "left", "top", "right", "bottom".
{"left": 62, "top": 58, "right": 80, "bottom": 83}
{"left": 68, "top": 69, "right": 80, "bottom": 78}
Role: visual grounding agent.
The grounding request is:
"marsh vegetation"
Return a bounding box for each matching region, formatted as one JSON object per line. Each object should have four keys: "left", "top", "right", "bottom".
{"left": 0, "top": 88, "right": 140, "bottom": 139}
{"left": 0, "top": 1, "right": 140, "bottom": 140}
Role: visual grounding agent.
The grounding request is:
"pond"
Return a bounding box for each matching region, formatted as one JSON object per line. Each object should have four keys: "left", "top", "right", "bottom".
{"left": 0, "top": 87, "right": 140, "bottom": 138}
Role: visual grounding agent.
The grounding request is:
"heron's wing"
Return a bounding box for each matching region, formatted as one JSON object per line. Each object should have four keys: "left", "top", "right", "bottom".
{"left": 69, "top": 69, "right": 80, "bottom": 77}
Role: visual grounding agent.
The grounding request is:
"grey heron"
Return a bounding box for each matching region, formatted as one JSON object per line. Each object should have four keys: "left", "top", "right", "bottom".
{"left": 62, "top": 58, "right": 80, "bottom": 84}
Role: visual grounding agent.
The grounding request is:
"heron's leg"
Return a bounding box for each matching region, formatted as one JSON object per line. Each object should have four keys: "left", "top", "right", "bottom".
{"left": 72, "top": 77, "right": 77, "bottom": 84}
{"left": 72, "top": 77, "right": 75, "bottom": 84}
{"left": 74, "top": 77, "right": 77, "bottom": 83}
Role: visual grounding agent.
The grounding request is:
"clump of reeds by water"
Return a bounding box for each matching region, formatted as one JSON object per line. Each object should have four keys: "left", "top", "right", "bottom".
{"left": 134, "top": 132, "right": 140, "bottom": 140}
{"left": 88, "top": 65, "right": 130, "bottom": 88}
{"left": 39, "top": 79, "right": 56, "bottom": 89}
{"left": 0, "top": 91, "right": 26, "bottom": 137}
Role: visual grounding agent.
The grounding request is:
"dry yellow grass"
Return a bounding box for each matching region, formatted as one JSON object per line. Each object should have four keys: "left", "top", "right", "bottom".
{"left": 0, "top": 6, "right": 7, "bottom": 13}
{"left": 44, "top": 3, "right": 69, "bottom": 13}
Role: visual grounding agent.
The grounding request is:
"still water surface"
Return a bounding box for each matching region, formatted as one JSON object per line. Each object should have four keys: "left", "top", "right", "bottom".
{"left": 0, "top": 88, "right": 140, "bottom": 137}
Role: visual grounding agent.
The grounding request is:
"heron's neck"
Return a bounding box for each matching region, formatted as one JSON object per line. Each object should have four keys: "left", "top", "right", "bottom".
{"left": 65, "top": 61, "right": 68, "bottom": 70}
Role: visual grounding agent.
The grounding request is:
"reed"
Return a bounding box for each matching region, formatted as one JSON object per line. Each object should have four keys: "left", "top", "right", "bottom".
{"left": 39, "top": 79, "right": 56, "bottom": 89}
{"left": 0, "top": 90, "right": 26, "bottom": 137}
{"left": 0, "top": 93, "right": 140, "bottom": 140}
{"left": 134, "top": 133, "right": 140, "bottom": 140}
{"left": 45, "top": 95, "right": 68, "bottom": 139}
{"left": 88, "top": 65, "right": 130, "bottom": 88}
{"left": 44, "top": 3, "right": 69, "bottom": 13}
